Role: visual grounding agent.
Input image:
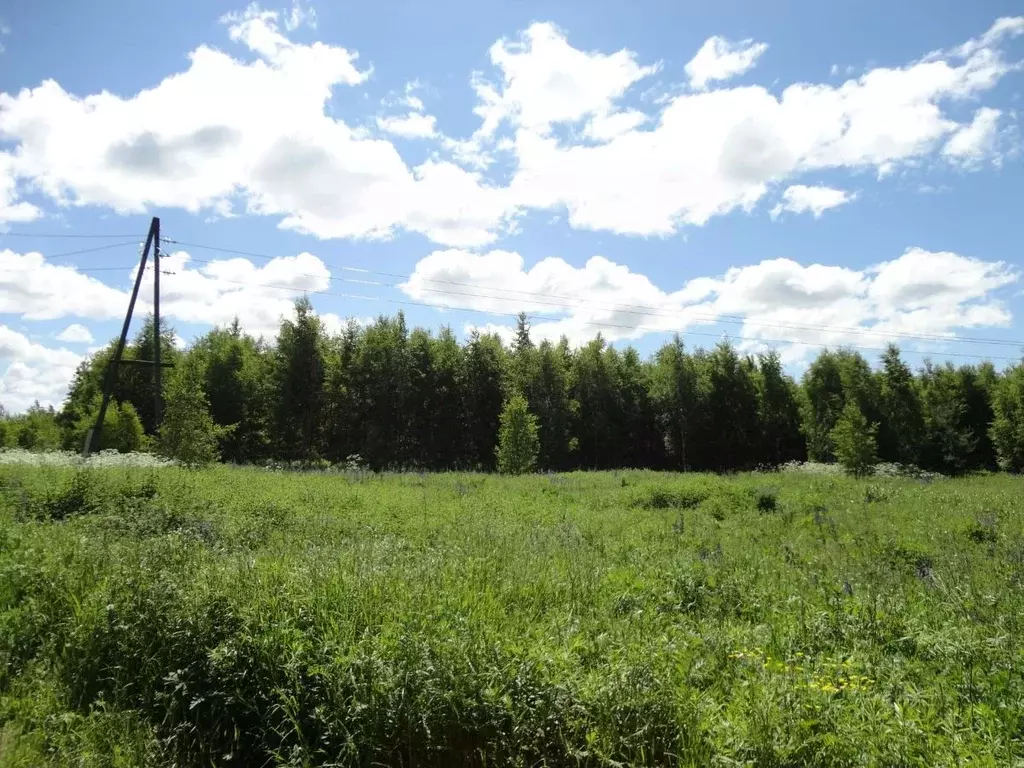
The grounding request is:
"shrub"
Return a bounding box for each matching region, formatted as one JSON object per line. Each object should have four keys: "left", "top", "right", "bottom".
{"left": 831, "top": 401, "right": 878, "bottom": 477}
{"left": 157, "top": 354, "right": 229, "bottom": 468}
{"left": 496, "top": 394, "right": 539, "bottom": 475}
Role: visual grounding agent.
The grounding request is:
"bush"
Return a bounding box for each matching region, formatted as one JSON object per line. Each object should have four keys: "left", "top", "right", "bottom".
{"left": 831, "top": 401, "right": 878, "bottom": 477}
{"left": 496, "top": 394, "right": 539, "bottom": 475}
{"left": 158, "top": 354, "right": 228, "bottom": 468}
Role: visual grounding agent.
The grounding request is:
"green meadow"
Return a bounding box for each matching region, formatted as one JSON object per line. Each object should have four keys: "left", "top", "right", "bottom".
{"left": 2, "top": 464, "right": 1023, "bottom": 766}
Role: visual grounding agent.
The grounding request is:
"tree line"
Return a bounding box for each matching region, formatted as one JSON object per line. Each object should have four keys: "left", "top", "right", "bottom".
{"left": 3, "top": 297, "right": 1024, "bottom": 474}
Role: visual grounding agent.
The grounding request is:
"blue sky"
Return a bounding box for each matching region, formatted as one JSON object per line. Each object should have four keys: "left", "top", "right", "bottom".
{"left": 1, "top": 0, "right": 1023, "bottom": 410}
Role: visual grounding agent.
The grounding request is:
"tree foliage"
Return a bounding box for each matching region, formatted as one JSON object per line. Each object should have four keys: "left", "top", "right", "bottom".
{"left": 831, "top": 401, "right": 878, "bottom": 477}
{"left": 991, "top": 363, "right": 1024, "bottom": 472}
{"left": 157, "top": 352, "right": 224, "bottom": 468}
{"left": 6, "top": 298, "right": 1015, "bottom": 477}
{"left": 496, "top": 394, "right": 540, "bottom": 475}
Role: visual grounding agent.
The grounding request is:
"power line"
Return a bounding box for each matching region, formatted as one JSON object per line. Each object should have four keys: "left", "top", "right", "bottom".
{"left": 0, "top": 264, "right": 137, "bottom": 274}
{"left": 10, "top": 231, "right": 1016, "bottom": 362}
{"left": 0, "top": 231, "right": 142, "bottom": 239}
{"left": 0, "top": 240, "right": 142, "bottom": 261}
{"left": 156, "top": 268, "right": 1023, "bottom": 362}
{"left": 174, "top": 245, "right": 1024, "bottom": 349}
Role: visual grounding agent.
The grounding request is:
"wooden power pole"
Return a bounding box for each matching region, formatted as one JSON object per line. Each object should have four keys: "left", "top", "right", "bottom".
{"left": 83, "top": 216, "right": 169, "bottom": 456}
{"left": 153, "top": 217, "right": 162, "bottom": 427}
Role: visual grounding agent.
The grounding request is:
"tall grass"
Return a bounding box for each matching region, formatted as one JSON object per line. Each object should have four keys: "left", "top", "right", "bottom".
{"left": 1, "top": 465, "right": 1023, "bottom": 765}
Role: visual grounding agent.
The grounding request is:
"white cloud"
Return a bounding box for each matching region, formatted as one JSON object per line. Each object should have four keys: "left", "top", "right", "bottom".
{"left": 0, "top": 249, "right": 131, "bottom": 319}
{"left": 376, "top": 112, "right": 438, "bottom": 139}
{"left": 0, "top": 153, "right": 42, "bottom": 224}
{"left": 0, "top": 5, "right": 512, "bottom": 248}
{"left": 471, "top": 21, "right": 660, "bottom": 138}
{"left": 55, "top": 323, "right": 94, "bottom": 343}
{"left": 583, "top": 109, "right": 648, "bottom": 141}
{"left": 685, "top": 36, "right": 769, "bottom": 90}
{"left": 0, "top": 13, "right": 1020, "bottom": 245}
{"left": 942, "top": 107, "right": 1002, "bottom": 166}
{"left": 487, "top": 16, "right": 1023, "bottom": 236}
{"left": 135, "top": 249, "right": 332, "bottom": 337}
{"left": 402, "top": 246, "right": 1018, "bottom": 359}
{"left": 0, "top": 244, "right": 336, "bottom": 339}
{"left": 770, "top": 184, "right": 855, "bottom": 219}
{"left": 0, "top": 325, "right": 82, "bottom": 411}
{"left": 284, "top": 0, "right": 317, "bottom": 31}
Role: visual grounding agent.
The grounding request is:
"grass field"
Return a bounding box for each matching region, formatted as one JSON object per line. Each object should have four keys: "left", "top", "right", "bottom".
{"left": 1, "top": 464, "right": 1023, "bottom": 766}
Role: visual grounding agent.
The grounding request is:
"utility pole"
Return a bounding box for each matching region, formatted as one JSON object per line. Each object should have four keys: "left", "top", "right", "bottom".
{"left": 153, "top": 217, "right": 162, "bottom": 427}
{"left": 84, "top": 216, "right": 166, "bottom": 456}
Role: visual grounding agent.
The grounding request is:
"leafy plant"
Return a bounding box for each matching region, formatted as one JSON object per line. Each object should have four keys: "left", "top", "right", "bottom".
{"left": 831, "top": 401, "right": 878, "bottom": 477}
{"left": 496, "top": 393, "right": 539, "bottom": 475}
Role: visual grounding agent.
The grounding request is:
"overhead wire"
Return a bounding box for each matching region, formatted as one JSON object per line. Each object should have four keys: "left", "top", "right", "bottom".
{"left": 4, "top": 231, "right": 1017, "bottom": 362}
{"left": 152, "top": 266, "right": 1024, "bottom": 362}
{"left": 0, "top": 231, "right": 143, "bottom": 239}
{"left": 0, "top": 264, "right": 138, "bottom": 274}
{"left": 168, "top": 241, "right": 1024, "bottom": 349}
{"left": 0, "top": 239, "right": 143, "bottom": 261}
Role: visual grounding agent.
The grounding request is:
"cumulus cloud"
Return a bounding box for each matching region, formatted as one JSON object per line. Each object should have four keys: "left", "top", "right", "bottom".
{"left": 0, "top": 325, "right": 83, "bottom": 411}
{"left": 284, "top": 0, "right": 317, "bottom": 31}
{"left": 0, "top": 5, "right": 512, "bottom": 247}
{"left": 376, "top": 112, "right": 438, "bottom": 139}
{"left": 942, "top": 107, "right": 1003, "bottom": 166}
{"left": 471, "top": 22, "right": 660, "bottom": 138}
{"left": 0, "top": 12, "right": 1020, "bottom": 244}
{"left": 0, "top": 249, "right": 131, "bottom": 319}
{"left": 135, "top": 249, "right": 333, "bottom": 337}
{"left": 403, "top": 246, "right": 1018, "bottom": 359}
{"left": 770, "top": 184, "right": 855, "bottom": 219}
{"left": 0, "top": 244, "right": 340, "bottom": 339}
{"left": 0, "top": 153, "right": 42, "bottom": 224}
{"left": 491, "top": 17, "right": 1024, "bottom": 236}
{"left": 55, "top": 323, "right": 94, "bottom": 343}
{"left": 685, "top": 36, "right": 769, "bottom": 90}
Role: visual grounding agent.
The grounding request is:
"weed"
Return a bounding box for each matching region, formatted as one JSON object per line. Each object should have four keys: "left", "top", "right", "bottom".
{"left": 0, "top": 465, "right": 1022, "bottom": 765}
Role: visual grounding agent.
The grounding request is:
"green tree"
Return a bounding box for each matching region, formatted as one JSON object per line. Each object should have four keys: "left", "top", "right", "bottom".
{"left": 463, "top": 330, "right": 507, "bottom": 470}
{"left": 755, "top": 350, "right": 805, "bottom": 466}
{"left": 959, "top": 363, "right": 999, "bottom": 470}
{"left": 15, "top": 402, "right": 62, "bottom": 451}
{"left": 496, "top": 394, "right": 539, "bottom": 475}
{"left": 351, "top": 313, "right": 413, "bottom": 469}
{"left": 529, "top": 339, "right": 574, "bottom": 470}
{"left": 0, "top": 403, "right": 17, "bottom": 447}
{"left": 69, "top": 398, "right": 146, "bottom": 453}
{"left": 195, "top": 319, "right": 273, "bottom": 463}
{"left": 830, "top": 401, "right": 878, "bottom": 477}
{"left": 991, "top": 363, "right": 1024, "bottom": 472}
{"left": 801, "top": 350, "right": 846, "bottom": 461}
{"left": 118, "top": 315, "right": 182, "bottom": 435}
{"left": 570, "top": 336, "right": 618, "bottom": 469}
{"left": 700, "top": 342, "right": 761, "bottom": 471}
{"left": 612, "top": 346, "right": 662, "bottom": 468}
{"left": 876, "top": 345, "right": 923, "bottom": 466}
{"left": 272, "top": 297, "right": 327, "bottom": 462}
{"left": 918, "top": 362, "right": 977, "bottom": 475}
{"left": 650, "top": 336, "right": 703, "bottom": 470}
{"left": 322, "top": 319, "right": 364, "bottom": 464}
{"left": 157, "top": 353, "right": 224, "bottom": 467}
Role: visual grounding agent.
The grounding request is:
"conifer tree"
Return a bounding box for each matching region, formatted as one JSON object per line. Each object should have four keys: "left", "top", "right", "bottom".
{"left": 830, "top": 401, "right": 878, "bottom": 477}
